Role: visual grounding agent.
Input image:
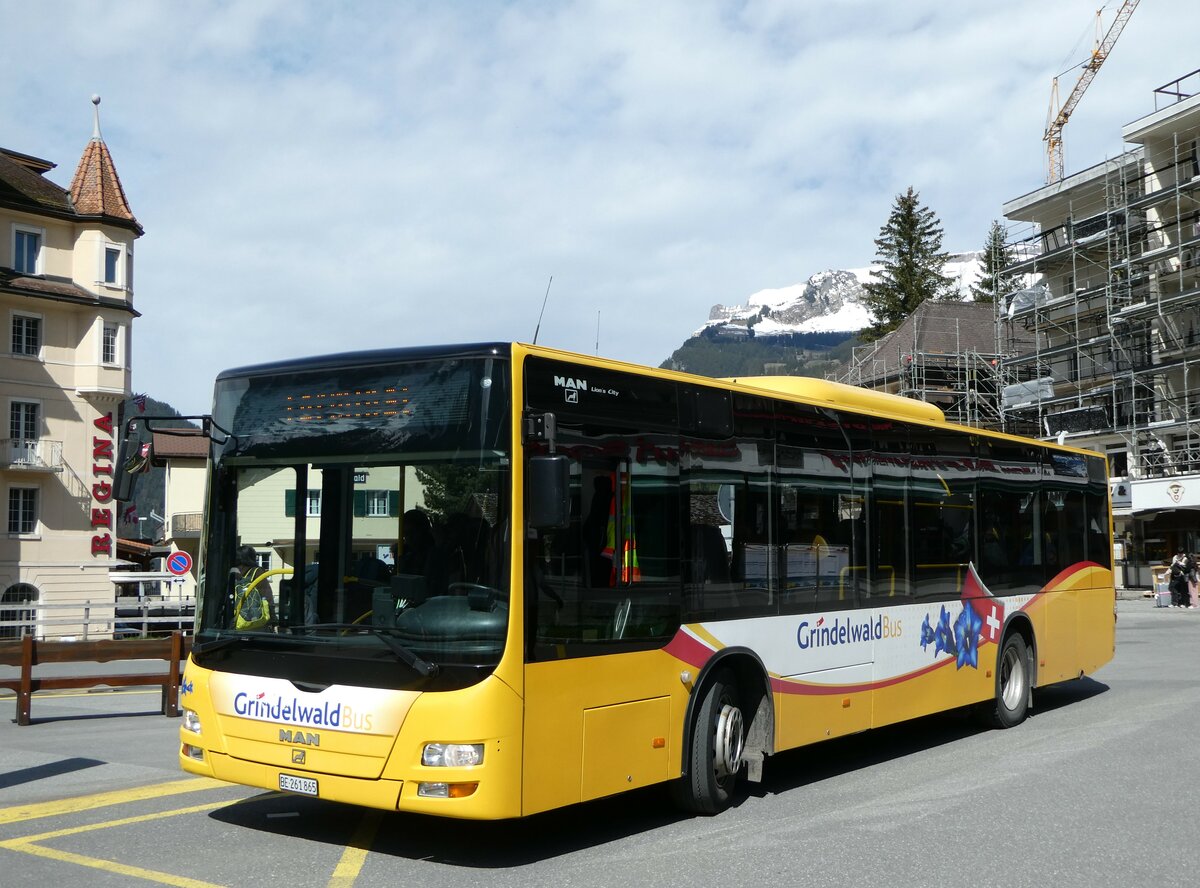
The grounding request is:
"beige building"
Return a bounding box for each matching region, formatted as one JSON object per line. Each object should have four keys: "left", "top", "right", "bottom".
{"left": 999, "top": 70, "right": 1200, "bottom": 586}
{"left": 1, "top": 102, "right": 141, "bottom": 638}
{"left": 154, "top": 429, "right": 209, "bottom": 600}
{"left": 152, "top": 439, "right": 427, "bottom": 600}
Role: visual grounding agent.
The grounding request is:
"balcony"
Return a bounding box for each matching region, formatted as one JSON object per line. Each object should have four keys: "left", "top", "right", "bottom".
{"left": 170, "top": 512, "right": 203, "bottom": 539}
{"left": 1, "top": 439, "right": 63, "bottom": 473}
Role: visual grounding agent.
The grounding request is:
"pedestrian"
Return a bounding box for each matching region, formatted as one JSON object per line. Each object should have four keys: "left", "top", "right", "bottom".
{"left": 1189, "top": 552, "right": 1199, "bottom": 609}
{"left": 1169, "top": 550, "right": 1190, "bottom": 608}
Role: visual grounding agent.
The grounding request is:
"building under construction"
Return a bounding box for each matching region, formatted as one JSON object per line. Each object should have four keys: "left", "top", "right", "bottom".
{"left": 998, "top": 70, "right": 1200, "bottom": 586}
{"left": 845, "top": 299, "right": 1017, "bottom": 430}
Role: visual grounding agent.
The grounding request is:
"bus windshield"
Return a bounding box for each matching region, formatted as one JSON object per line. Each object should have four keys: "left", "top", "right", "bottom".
{"left": 194, "top": 352, "right": 511, "bottom": 689}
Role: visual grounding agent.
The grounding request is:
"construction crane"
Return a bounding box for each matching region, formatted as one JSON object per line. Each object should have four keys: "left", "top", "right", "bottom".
{"left": 1044, "top": 0, "right": 1140, "bottom": 184}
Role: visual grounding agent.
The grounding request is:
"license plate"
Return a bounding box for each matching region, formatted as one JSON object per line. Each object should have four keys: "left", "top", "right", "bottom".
{"left": 279, "top": 773, "right": 318, "bottom": 796}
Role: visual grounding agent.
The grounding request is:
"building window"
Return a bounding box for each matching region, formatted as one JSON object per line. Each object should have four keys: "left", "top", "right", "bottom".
{"left": 104, "top": 247, "right": 121, "bottom": 285}
{"left": 8, "top": 487, "right": 38, "bottom": 534}
{"left": 9, "top": 401, "right": 39, "bottom": 464}
{"left": 102, "top": 324, "right": 119, "bottom": 365}
{"left": 11, "top": 313, "right": 41, "bottom": 356}
{"left": 306, "top": 490, "right": 321, "bottom": 517}
{"left": 254, "top": 551, "right": 271, "bottom": 570}
{"left": 13, "top": 228, "right": 41, "bottom": 275}
{"left": 366, "top": 490, "right": 390, "bottom": 517}
{"left": 0, "top": 583, "right": 38, "bottom": 639}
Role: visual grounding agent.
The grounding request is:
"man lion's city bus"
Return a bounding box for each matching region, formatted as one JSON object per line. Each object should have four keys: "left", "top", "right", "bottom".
{"left": 169, "top": 342, "right": 1115, "bottom": 818}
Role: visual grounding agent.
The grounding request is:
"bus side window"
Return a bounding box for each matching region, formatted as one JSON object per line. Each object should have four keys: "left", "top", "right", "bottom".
{"left": 870, "top": 422, "right": 911, "bottom": 601}
{"left": 529, "top": 443, "right": 680, "bottom": 658}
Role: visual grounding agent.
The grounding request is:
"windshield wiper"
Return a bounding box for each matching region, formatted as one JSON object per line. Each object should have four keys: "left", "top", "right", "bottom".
{"left": 193, "top": 634, "right": 252, "bottom": 655}
{"left": 290, "top": 623, "right": 439, "bottom": 677}
{"left": 193, "top": 632, "right": 291, "bottom": 655}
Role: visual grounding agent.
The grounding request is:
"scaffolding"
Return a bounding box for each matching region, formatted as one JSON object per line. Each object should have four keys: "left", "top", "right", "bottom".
{"left": 844, "top": 300, "right": 1010, "bottom": 429}
{"left": 998, "top": 76, "right": 1200, "bottom": 573}
{"left": 999, "top": 102, "right": 1200, "bottom": 476}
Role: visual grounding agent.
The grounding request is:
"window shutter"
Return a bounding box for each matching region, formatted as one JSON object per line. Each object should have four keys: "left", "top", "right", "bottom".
{"left": 353, "top": 490, "right": 367, "bottom": 517}
{"left": 284, "top": 490, "right": 296, "bottom": 517}
{"left": 388, "top": 490, "right": 400, "bottom": 517}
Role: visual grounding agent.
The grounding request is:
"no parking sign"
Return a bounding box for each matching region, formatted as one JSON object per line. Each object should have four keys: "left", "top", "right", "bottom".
{"left": 167, "top": 551, "right": 193, "bottom": 576}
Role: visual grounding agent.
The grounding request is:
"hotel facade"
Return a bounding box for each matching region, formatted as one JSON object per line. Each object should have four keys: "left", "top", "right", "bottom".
{"left": 1, "top": 106, "right": 141, "bottom": 638}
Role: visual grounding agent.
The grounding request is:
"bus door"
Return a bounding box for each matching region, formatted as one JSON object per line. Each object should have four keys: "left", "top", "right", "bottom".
{"left": 523, "top": 445, "right": 682, "bottom": 815}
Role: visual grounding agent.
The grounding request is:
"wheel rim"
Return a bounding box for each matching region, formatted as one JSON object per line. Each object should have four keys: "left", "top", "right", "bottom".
{"left": 713, "top": 702, "right": 744, "bottom": 779}
{"left": 1000, "top": 644, "right": 1025, "bottom": 711}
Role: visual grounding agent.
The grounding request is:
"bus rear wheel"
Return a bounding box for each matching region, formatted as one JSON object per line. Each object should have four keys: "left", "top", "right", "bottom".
{"left": 672, "top": 669, "right": 744, "bottom": 815}
{"left": 981, "top": 633, "right": 1031, "bottom": 729}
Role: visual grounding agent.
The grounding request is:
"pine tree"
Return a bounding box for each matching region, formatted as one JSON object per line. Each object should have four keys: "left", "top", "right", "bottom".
{"left": 970, "top": 219, "right": 1019, "bottom": 303}
{"left": 414, "top": 464, "right": 482, "bottom": 525}
{"left": 859, "top": 187, "right": 955, "bottom": 342}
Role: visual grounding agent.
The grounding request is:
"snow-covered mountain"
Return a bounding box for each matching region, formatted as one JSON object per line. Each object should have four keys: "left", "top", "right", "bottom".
{"left": 696, "top": 251, "right": 985, "bottom": 340}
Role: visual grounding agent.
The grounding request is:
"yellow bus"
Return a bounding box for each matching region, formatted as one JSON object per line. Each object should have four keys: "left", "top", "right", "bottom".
{"left": 170, "top": 342, "right": 1115, "bottom": 818}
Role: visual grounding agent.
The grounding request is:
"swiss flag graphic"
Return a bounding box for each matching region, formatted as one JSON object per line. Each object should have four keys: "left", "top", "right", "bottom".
{"left": 962, "top": 562, "right": 1005, "bottom": 645}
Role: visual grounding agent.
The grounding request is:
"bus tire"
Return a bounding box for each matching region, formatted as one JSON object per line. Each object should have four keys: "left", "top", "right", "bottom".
{"left": 672, "top": 669, "right": 745, "bottom": 815}
{"left": 982, "top": 633, "right": 1031, "bottom": 729}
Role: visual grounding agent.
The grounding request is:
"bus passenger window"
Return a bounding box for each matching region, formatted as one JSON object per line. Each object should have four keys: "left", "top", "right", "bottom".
{"left": 529, "top": 444, "right": 680, "bottom": 659}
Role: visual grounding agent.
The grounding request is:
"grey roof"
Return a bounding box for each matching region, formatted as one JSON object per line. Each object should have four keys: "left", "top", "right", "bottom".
{"left": 0, "top": 149, "right": 74, "bottom": 216}
{"left": 852, "top": 299, "right": 1009, "bottom": 387}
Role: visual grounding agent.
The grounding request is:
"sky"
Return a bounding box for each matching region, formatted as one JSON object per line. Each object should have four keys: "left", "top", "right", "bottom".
{"left": 3, "top": 0, "right": 1195, "bottom": 414}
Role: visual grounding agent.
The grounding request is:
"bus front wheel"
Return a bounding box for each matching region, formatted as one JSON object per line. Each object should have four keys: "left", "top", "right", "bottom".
{"left": 672, "top": 669, "right": 745, "bottom": 815}
{"left": 981, "top": 633, "right": 1031, "bottom": 729}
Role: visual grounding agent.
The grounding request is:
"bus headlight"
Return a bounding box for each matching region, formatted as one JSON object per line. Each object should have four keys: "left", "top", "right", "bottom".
{"left": 417, "top": 781, "right": 478, "bottom": 798}
{"left": 422, "top": 743, "right": 483, "bottom": 767}
{"left": 183, "top": 709, "right": 202, "bottom": 734}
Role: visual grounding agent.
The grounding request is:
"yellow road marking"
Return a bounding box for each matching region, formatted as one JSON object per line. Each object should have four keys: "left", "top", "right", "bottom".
{"left": 0, "top": 776, "right": 372, "bottom": 887}
{"left": 1, "top": 799, "right": 229, "bottom": 845}
{"left": 327, "top": 809, "right": 383, "bottom": 888}
{"left": 0, "top": 777, "right": 225, "bottom": 825}
{"left": 4, "top": 844, "right": 227, "bottom": 888}
{"left": 0, "top": 800, "right": 232, "bottom": 888}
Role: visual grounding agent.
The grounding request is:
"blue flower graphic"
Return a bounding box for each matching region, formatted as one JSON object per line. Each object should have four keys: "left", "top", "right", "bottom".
{"left": 934, "top": 605, "right": 956, "bottom": 657}
{"left": 919, "top": 613, "right": 934, "bottom": 651}
{"left": 953, "top": 604, "right": 982, "bottom": 670}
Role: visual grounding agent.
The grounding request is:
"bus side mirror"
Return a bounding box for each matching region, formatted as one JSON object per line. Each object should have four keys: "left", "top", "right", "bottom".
{"left": 114, "top": 424, "right": 152, "bottom": 502}
{"left": 527, "top": 455, "right": 570, "bottom": 529}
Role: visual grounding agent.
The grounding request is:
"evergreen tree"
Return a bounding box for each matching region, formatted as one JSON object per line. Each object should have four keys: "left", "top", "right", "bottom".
{"left": 970, "top": 219, "right": 1019, "bottom": 303}
{"left": 414, "top": 464, "right": 483, "bottom": 525}
{"left": 859, "top": 187, "right": 955, "bottom": 342}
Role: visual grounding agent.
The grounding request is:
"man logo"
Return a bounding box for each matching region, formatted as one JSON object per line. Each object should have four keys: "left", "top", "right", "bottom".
{"left": 553, "top": 375, "right": 588, "bottom": 391}
{"left": 292, "top": 749, "right": 306, "bottom": 764}
{"left": 280, "top": 728, "right": 320, "bottom": 747}
{"left": 554, "top": 375, "right": 586, "bottom": 404}
{"left": 1168, "top": 482, "right": 1185, "bottom": 504}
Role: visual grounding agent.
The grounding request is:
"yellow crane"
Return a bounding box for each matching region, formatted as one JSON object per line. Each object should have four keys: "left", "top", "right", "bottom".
{"left": 1044, "top": 0, "right": 1140, "bottom": 184}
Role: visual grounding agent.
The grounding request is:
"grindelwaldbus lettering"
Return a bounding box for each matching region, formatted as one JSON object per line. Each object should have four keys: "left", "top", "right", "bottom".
{"left": 796, "top": 614, "right": 902, "bottom": 649}
{"left": 233, "top": 692, "right": 373, "bottom": 732}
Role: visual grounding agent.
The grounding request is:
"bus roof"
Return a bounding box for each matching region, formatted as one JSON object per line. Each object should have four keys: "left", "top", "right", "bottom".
{"left": 517, "top": 342, "right": 1101, "bottom": 459}
{"left": 215, "top": 342, "right": 511, "bottom": 382}
{"left": 723, "top": 375, "right": 946, "bottom": 424}
{"left": 212, "top": 341, "right": 1098, "bottom": 460}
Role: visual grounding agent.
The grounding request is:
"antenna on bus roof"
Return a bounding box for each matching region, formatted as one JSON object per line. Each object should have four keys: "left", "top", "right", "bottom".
{"left": 595, "top": 310, "right": 600, "bottom": 354}
{"left": 532, "top": 275, "right": 553, "bottom": 345}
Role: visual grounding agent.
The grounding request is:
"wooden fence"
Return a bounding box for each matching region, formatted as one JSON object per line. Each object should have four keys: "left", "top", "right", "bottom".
{"left": 0, "top": 631, "right": 192, "bottom": 726}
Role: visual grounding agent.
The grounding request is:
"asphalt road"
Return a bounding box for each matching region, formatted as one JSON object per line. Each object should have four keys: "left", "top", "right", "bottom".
{"left": 0, "top": 599, "right": 1195, "bottom": 888}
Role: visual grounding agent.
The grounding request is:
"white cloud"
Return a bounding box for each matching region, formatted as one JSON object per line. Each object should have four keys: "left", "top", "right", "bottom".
{"left": 2, "top": 0, "right": 1193, "bottom": 412}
